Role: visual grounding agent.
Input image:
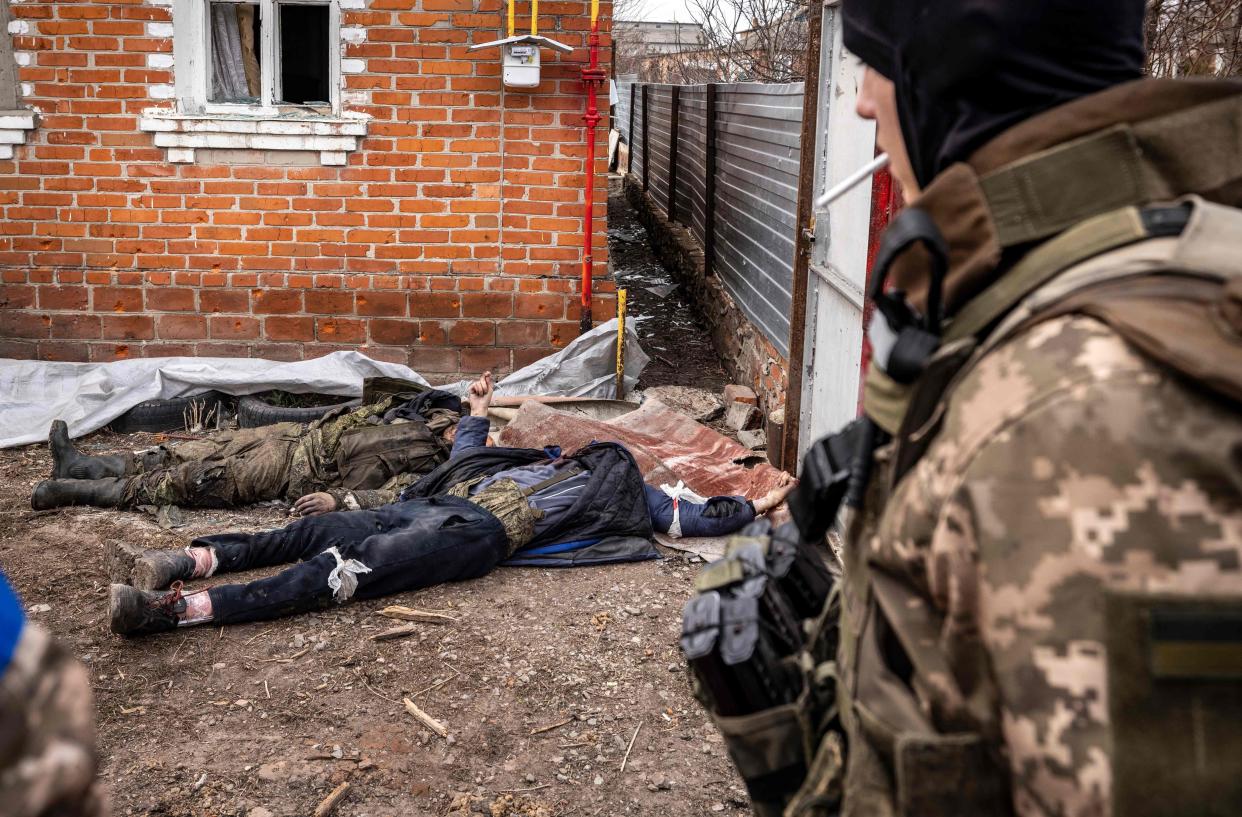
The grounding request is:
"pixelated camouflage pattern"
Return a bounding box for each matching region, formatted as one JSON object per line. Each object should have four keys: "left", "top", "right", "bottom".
{"left": 0, "top": 624, "right": 107, "bottom": 817}
{"left": 124, "top": 422, "right": 303, "bottom": 508}
{"left": 447, "top": 476, "right": 542, "bottom": 552}
{"left": 123, "top": 397, "right": 451, "bottom": 509}
{"left": 839, "top": 313, "right": 1242, "bottom": 817}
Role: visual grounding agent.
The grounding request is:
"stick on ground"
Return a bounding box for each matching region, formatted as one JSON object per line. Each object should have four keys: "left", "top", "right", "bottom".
{"left": 313, "top": 781, "right": 351, "bottom": 817}
{"left": 403, "top": 697, "right": 448, "bottom": 738}
{"left": 619, "top": 721, "right": 643, "bottom": 774}
{"left": 379, "top": 605, "right": 458, "bottom": 624}
{"left": 530, "top": 717, "right": 573, "bottom": 735}
{"left": 370, "top": 624, "right": 418, "bottom": 642}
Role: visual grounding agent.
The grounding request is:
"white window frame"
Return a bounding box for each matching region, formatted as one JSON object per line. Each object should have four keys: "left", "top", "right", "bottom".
{"left": 174, "top": 0, "right": 342, "bottom": 117}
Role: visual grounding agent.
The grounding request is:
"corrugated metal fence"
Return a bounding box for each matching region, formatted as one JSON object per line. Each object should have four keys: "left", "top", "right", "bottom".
{"left": 616, "top": 80, "right": 634, "bottom": 144}
{"left": 625, "top": 82, "right": 804, "bottom": 357}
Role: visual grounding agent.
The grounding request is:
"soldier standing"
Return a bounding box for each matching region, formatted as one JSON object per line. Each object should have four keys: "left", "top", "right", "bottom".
{"left": 820, "top": 2, "right": 1242, "bottom": 815}
{"left": 686, "top": 3, "right": 1242, "bottom": 816}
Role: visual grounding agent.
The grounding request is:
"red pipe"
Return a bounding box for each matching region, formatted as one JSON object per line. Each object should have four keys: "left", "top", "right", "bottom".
{"left": 579, "top": 18, "right": 605, "bottom": 334}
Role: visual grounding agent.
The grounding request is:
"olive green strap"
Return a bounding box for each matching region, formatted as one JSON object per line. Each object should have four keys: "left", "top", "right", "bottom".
{"left": 944, "top": 206, "right": 1147, "bottom": 343}
{"left": 978, "top": 94, "right": 1242, "bottom": 249}
{"left": 861, "top": 367, "right": 912, "bottom": 437}
{"left": 981, "top": 125, "right": 1146, "bottom": 247}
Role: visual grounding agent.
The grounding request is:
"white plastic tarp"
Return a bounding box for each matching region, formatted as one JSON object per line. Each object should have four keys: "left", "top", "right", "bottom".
{"left": 0, "top": 318, "right": 646, "bottom": 448}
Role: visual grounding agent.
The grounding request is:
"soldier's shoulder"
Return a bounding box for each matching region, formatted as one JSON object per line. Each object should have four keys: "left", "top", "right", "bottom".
{"left": 940, "top": 313, "right": 1164, "bottom": 459}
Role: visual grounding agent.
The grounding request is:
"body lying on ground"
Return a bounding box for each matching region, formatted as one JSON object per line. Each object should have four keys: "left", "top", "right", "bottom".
{"left": 31, "top": 388, "right": 462, "bottom": 512}
{"left": 107, "top": 373, "right": 796, "bottom": 636}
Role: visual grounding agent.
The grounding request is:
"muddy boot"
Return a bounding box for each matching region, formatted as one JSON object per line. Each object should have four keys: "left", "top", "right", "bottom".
{"left": 49, "top": 420, "right": 131, "bottom": 480}
{"left": 31, "top": 478, "right": 127, "bottom": 511}
{"left": 108, "top": 583, "right": 187, "bottom": 636}
{"left": 109, "top": 543, "right": 196, "bottom": 590}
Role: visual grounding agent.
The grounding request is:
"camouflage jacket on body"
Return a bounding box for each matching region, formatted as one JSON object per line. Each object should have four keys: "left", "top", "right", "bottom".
{"left": 836, "top": 79, "right": 1242, "bottom": 817}
{"left": 286, "top": 395, "right": 453, "bottom": 508}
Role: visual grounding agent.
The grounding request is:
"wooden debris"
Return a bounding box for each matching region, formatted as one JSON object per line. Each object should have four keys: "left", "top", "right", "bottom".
{"left": 379, "top": 605, "right": 458, "bottom": 624}
{"left": 260, "top": 646, "right": 310, "bottom": 663}
{"left": 313, "top": 781, "right": 351, "bottom": 817}
{"left": 403, "top": 697, "right": 448, "bottom": 738}
{"left": 530, "top": 717, "right": 573, "bottom": 736}
{"left": 411, "top": 667, "right": 461, "bottom": 698}
{"left": 619, "top": 721, "right": 643, "bottom": 774}
{"left": 370, "top": 624, "right": 418, "bottom": 642}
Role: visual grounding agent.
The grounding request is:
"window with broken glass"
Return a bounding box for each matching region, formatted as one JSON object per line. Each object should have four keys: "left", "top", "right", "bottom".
{"left": 179, "top": 0, "right": 340, "bottom": 115}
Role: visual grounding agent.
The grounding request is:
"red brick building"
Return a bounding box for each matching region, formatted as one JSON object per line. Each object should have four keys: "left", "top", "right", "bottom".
{"left": 0, "top": 0, "right": 614, "bottom": 379}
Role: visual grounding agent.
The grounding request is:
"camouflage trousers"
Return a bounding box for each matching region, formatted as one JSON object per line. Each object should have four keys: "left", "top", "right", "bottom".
{"left": 0, "top": 624, "right": 107, "bottom": 817}
{"left": 123, "top": 422, "right": 304, "bottom": 509}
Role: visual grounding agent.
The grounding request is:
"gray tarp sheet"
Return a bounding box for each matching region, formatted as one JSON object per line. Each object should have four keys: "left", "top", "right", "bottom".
{"left": 0, "top": 319, "right": 646, "bottom": 448}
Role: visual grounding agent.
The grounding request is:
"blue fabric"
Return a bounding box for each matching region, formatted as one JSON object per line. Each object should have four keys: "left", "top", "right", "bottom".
{"left": 642, "top": 484, "right": 756, "bottom": 537}
{"left": 515, "top": 537, "right": 600, "bottom": 556}
{"left": 477, "top": 464, "right": 590, "bottom": 537}
{"left": 449, "top": 414, "right": 491, "bottom": 458}
{"left": 0, "top": 571, "right": 26, "bottom": 675}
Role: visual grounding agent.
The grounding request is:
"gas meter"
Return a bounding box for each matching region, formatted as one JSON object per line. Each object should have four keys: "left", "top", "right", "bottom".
{"left": 469, "top": 0, "right": 574, "bottom": 89}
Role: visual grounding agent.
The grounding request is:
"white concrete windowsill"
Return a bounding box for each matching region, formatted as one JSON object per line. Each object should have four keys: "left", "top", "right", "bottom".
{"left": 0, "top": 110, "right": 38, "bottom": 160}
{"left": 138, "top": 111, "right": 368, "bottom": 166}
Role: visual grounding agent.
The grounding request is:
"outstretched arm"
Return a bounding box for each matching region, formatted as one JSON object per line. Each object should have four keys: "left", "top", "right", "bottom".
{"left": 645, "top": 474, "right": 796, "bottom": 538}
{"left": 449, "top": 372, "right": 494, "bottom": 458}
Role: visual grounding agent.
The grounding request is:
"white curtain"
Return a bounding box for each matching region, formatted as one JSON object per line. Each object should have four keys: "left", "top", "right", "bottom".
{"left": 211, "top": 4, "right": 259, "bottom": 102}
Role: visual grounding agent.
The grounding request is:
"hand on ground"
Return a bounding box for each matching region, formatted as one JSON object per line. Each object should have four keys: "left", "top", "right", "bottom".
{"left": 294, "top": 492, "right": 337, "bottom": 517}
{"left": 467, "top": 371, "right": 494, "bottom": 417}
{"left": 753, "top": 472, "right": 797, "bottom": 514}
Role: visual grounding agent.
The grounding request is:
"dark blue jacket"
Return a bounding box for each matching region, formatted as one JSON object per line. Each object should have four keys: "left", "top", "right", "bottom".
{"left": 448, "top": 416, "right": 756, "bottom": 539}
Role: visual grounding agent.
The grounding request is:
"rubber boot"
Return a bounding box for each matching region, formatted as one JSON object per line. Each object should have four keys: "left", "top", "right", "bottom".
{"left": 49, "top": 420, "right": 131, "bottom": 480}
{"left": 108, "top": 584, "right": 185, "bottom": 636}
{"left": 109, "top": 543, "right": 196, "bottom": 591}
{"left": 31, "top": 478, "right": 127, "bottom": 511}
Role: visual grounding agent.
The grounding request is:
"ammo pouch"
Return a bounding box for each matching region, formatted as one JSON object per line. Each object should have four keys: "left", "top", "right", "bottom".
{"left": 335, "top": 422, "right": 445, "bottom": 490}
{"left": 681, "top": 521, "right": 841, "bottom": 817}
{"left": 1106, "top": 591, "right": 1242, "bottom": 817}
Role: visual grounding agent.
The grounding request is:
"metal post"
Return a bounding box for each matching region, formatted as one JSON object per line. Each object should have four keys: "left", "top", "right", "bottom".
{"left": 780, "top": 0, "right": 824, "bottom": 471}
{"left": 703, "top": 83, "right": 718, "bottom": 277}
{"left": 667, "top": 85, "right": 680, "bottom": 222}
{"left": 641, "top": 84, "right": 650, "bottom": 191}
{"left": 615, "top": 288, "right": 627, "bottom": 398}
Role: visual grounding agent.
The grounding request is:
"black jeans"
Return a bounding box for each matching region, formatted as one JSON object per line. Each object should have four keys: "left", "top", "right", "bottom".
{"left": 192, "top": 496, "right": 507, "bottom": 625}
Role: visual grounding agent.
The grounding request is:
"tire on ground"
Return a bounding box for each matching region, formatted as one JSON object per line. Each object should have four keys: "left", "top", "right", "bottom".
{"left": 107, "top": 392, "right": 232, "bottom": 434}
{"left": 237, "top": 395, "right": 361, "bottom": 428}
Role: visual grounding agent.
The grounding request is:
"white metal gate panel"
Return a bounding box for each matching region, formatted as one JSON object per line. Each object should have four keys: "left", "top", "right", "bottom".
{"left": 797, "top": 1, "right": 877, "bottom": 461}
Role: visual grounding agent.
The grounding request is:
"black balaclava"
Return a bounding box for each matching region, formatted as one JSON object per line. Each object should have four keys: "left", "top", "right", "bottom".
{"left": 842, "top": 1, "right": 1147, "bottom": 188}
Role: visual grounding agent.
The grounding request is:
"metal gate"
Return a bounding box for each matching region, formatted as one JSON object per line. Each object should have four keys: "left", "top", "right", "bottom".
{"left": 794, "top": 0, "right": 883, "bottom": 461}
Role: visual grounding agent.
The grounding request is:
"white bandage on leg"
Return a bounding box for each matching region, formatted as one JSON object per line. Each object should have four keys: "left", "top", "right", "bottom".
{"left": 184, "top": 546, "right": 218, "bottom": 578}
{"left": 660, "top": 481, "right": 709, "bottom": 539}
{"left": 180, "top": 591, "right": 214, "bottom": 626}
{"left": 325, "top": 546, "right": 372, "bottom": 602}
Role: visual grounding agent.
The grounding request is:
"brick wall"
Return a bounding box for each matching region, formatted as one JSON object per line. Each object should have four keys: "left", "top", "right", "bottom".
{"left": 0, "top": 0, "right": 615, "bottom": 379}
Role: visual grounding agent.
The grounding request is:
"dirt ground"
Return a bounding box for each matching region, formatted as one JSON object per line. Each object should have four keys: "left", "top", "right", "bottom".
{"left": 0, "top": 185, "right": 752, "bottom": 816}
{"left": 608, "top": 177, "right": 730, "bottom": 397}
